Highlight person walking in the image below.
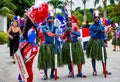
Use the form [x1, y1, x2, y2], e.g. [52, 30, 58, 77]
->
[18, 2, 48, 82]
[7, 20, 22, 63]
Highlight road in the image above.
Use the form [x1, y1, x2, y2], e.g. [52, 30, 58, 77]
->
[0, 41, 120, 82]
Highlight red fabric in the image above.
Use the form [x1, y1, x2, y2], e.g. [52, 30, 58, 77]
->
[39, 32, 44, 44]
[23, 45, 32, 57]
[62, 31, 68, 39]
[25, 3, 49, 24]
[25, 58, 34, 82]
[82, 28, 90, 37]
[73, 25, 80, 32]
[72, 15, 79, 25]
[31, 46, 38, 55]
[25, 46, 38, 82]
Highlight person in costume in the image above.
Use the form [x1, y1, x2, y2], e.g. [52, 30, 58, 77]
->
[18, 2, 49, 82]
[37, 16, 62, 80]
[86, 16, 111, 76]
[62, 16, 86, 77]
[111, 26, 120, 51]
[7, 19, 22, 63]
[110, 21, 116, 38]
[101, 18, 109, 47]
[18, 14, 39, 82]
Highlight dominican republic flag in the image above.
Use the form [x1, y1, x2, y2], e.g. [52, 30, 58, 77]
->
[79, 28, 91, 50]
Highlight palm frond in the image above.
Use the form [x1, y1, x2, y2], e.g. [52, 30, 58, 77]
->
[109, 0, 115, 5]
[94, 0, 100, 7]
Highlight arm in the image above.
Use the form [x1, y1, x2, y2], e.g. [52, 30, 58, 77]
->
[42, 26, 55, 37]
[18, 27, 22, 35]
[7, 27, 14, 39]
[23, 30, 37, 60]
[72, 25, 80, 37]
[90, 25, 98, 38]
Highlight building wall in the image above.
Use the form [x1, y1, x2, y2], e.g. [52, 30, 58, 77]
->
[0, 15, 7, 33]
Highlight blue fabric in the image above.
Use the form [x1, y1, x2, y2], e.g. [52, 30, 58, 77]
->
[47, 16, 53, 21]
[71, 31, 80, 42]
[27, 29, 36, 46]
[42, 25, 58, 44]
[62, 6, 68, 22]
[90, 23, 105, 40]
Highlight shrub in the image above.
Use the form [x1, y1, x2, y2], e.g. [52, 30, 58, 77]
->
[0, 31, 8, 45]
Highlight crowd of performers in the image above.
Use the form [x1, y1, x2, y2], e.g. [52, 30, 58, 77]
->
[7, 1, 120, 82]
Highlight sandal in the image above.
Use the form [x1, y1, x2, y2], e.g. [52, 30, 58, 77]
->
[13, 60, 16, 64]
[50, 74, 59, 79]
[41, 75, 48, 80]
[107, 71, 112, 75]
[93, 72, 97, 76]
[76, 73, 87, 78]
[67, 72, 72, 77]
[104, 71, 112, 75]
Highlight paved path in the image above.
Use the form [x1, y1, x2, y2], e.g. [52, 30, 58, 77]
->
[0, 41, 120, 82]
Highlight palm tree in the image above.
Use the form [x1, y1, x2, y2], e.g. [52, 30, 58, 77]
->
[94, 0, 119, 18]
[0, 0, 16, 20]
[82, 0, 89, 21]
[47, 0, 63, 15]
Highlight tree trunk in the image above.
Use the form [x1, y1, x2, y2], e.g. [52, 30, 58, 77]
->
[84, 2, 87, 21]
[103, 0, 107, 18]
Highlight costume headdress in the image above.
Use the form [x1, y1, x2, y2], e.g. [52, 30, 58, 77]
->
[19, 18, 24, 26]
[14, 16, 20, 21]
[62, 3, 71, 22]
[72, 15, 79, 25]
[71, 15, 79, 31]
[93, 9, 100, 17]
[25, 1, 49, 25]
[100, 18, 108, 26]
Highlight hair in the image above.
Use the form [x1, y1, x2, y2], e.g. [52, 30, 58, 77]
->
[86, 20, 89, 24]
[13, 20, 19, 27]
[23, 16, 38, 40]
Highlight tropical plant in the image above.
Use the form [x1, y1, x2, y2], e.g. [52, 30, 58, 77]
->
[0, 0, 16, 18]
[72, 10, 83, 27]
[0, 0, 17, 30]
[82, 0, 89, 21]
[47, 0, 63, 14]
[11, 0, 34, 17]
[114, 2, 120, 23]
[0, 31, 8, 44]
[94, 0, 119, 18]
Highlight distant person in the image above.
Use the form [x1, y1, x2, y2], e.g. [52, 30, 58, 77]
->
[82, 20, 90, 28]
[82, 20, 90, 50]
[7, 20, 22, 63]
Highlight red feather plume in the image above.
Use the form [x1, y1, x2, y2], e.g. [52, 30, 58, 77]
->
[72, 15, 79, 25]
[25, 2, 49, 24]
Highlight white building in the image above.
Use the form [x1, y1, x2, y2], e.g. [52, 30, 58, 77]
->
[0, 15, 7, 33]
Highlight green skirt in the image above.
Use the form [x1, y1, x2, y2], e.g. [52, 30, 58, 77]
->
[37, 44, 63, 70]
[86, 38, 107, 60]
[111, 38, 120, 45]
[62, 41, 85, 66]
